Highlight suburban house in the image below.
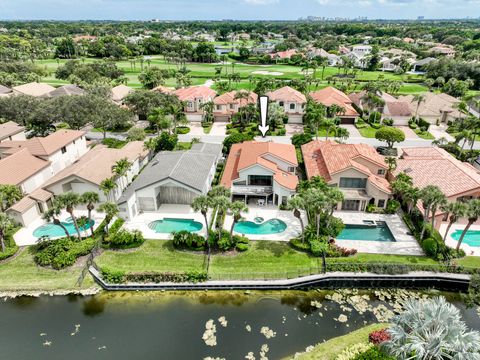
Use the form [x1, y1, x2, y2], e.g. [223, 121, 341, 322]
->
[393, 147, 480, 226]
[0, 121, 26, 143]
[306, 47, 340, 65]
[44, 84, 86, 98]
[220, 141, 298, 207]
[269, 49, 298, 61]
[0, 130, 88, 174]
[0, 85, 12, 97]
[398, 92, 464, 124]
[411, 58, 435, 74]
[213, 90, 258, 122]
[174, 86, 217, 122]
[111, 84, 133, 104]
[12, 82, 55, 97]
[351, 45, 372, 57]
[309, 87, 359, 124]
[118, 143, 222, 221]
[151, 85, 174, 94]
[429, 45, 455, 58]
[0, 130, 88, 226]
[302, 140, 392, 211]
[266, 86, 306, 124]
[42, 141, 149, 203]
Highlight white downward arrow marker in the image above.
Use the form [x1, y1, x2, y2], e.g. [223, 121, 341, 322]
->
[258, 95, 269, 137]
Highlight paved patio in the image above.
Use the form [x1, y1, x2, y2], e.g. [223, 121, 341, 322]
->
[333, 211, 423, 255]
[14, 210, 106, 246]
[440, 223, 480, 256]
[224, 205, 303, 241]
[122, 204, 211, 240]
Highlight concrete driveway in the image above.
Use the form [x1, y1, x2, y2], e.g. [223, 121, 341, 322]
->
[397, 126, 419, 139]
[209, 122, 227, 136]
[285, 124, 304, 136]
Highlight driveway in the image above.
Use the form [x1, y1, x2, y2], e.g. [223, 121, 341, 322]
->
[186, 122, 205, 136]
[285, 124, 304, 136]
[341, 124, 361, 138]
[429, 124, 455, 142]
[209, 122, 227, 136]
[397, 126, 419, 139]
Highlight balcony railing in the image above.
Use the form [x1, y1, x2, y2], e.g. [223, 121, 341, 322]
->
[232, 185, 273, 196]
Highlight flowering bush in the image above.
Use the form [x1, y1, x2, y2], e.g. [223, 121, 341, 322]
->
[369, 329, 391, 345]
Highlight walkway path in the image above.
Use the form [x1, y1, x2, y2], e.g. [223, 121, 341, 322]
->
[429, 124, 455, 142]
[397, 126, 419, 139]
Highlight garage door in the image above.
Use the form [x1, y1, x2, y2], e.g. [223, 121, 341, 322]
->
[214, 115, 230, 122]
[158, 186, 197, 205]
[288, 115, 303, 124]
[340, 117, 356, 125]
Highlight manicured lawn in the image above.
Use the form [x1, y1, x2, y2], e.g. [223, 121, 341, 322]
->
[175, 142, 193, 150]
[457, 256, 480, 267]
[414, 129, 435, 140]
[357, 124, 379, 138]
[96, 240, 441, 280]
[0, 248, 96, 292]
[289, 323, 387, 360]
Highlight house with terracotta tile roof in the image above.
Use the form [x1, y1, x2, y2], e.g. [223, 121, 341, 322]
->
[213, 90, 258, 122]
[393, 147, 480, 225]
[302, 140, 391, 211]
[0, 121, 26, 143]
[220, 141, 299, 207]
[43, 142, 149, 203]
[269, 49, 299, 61]
[12, 82, 55, 97]
[0, 129, 87, 174]
[266, 86, 306, 124]
[398, 92, 464, 124]
[111, 84, 133, 104]
[151, 85, 174, 94]
[174, 86, 217, 122]
[309, 87, 359, 124]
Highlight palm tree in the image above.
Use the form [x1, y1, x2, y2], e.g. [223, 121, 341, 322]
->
[56, 192, 82, 239]
[81, 192, 99, 237]
[430, 192, 447, 229]
[212, 196, 231, 245]
[112, 158, 132, 190]
[413, 94, 426, 123]
[98, 202, 119, 235]
[229, 201, 248, 241]
[43, 204, 71, 240]
[191, 195, 212, 259]
[456, 199, 480, 251]
[385, 156, 397, 172]
[0, 184, 22, 212]
[0, 212, 14, 253]
[419, 185, 444, 239]
[100, 177, 117, 202]
[287, 196, 306, 243]
[148, 107, 168, 134]
[441, 201, 467, 243]
[334, 126, 349, 143]
[385, 297, 480, 359]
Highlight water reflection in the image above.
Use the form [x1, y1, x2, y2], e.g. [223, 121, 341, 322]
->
[82, 296, 106, 317]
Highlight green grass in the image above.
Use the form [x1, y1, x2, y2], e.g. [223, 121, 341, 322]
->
[414, 129, 435, 140]
[0, 248, 96, 291]
[175, 142, 193, 150]
[457, 256, 480, 267]
[357, 124, 380, 138]
[96, 240, 440, 280]
[288, 323, 387, 360]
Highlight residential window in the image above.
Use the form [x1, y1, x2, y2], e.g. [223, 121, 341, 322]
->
[339, 177, 367, 189]
[216, 105, 221, 110]
[61, 146, 67, 154]
[287, 166, 295, 172]
[378, 199, 386, 208]
[377, 169, 386, 175]
[229, 104, 235, 109]
[279, 101, 284, 107]
[289, 103, 296, 110]
[248, 175, 273, 186]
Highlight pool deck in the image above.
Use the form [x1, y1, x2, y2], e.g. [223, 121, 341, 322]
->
[122, 204, 211, 240]
[333, 211, 423, 256]
[441, 223, 480, 256]
[224, 206, 303, 241]
[13, 210, 106, 246]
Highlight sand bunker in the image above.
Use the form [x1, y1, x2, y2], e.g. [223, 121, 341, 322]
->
[251, 70, 284, 76]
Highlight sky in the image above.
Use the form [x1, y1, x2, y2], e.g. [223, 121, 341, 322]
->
[0, 0, 478, 21]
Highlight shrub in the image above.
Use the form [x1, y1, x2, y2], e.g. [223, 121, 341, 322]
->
[291, 132, 314, 147]
[383, 118, 394, 126]
[105, 229, 144, 249]
[34, 237, 96, 269]
[422, 238, 438, 258]
[353, 347, 394, 360]
[236, 243, 249, 252]
[123, 271, 208, 283]
[223, 133, 254, 153]
[290, 238, 311, 252]
[0, 245, 18, 261]
[328, 243, 358, 257]
[371, 122, 383, 129]
[384, 199, 400, 214]
[102, 138, 127, 149]
[369, 329, 391, 345]
[276, 128, 286, 136]
[172, 231, 206, 251]
[101, 267, 125, 283]
[108, 218, 125, 236]
[408, 122, 418, 129]
[418, 117, 431, 130]
[175, 126, 190, 134]
[369, 111, 382, 124]
[366, 204, 377, 213]
[337, 343, 373, 360]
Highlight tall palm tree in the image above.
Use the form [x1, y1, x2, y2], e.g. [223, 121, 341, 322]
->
[98, 202, 119, 235]
[42, 205, 71, 240]
[81, 192, 100, 237]
[419, 185, 444, 239]
[441, 201, 467, 243]
[287, 196, 306, 243]
[412, 94, 426, 123]
[430, 192, 447, 229]
[56, 192, 82, 239]
[456, 199, 480, 251]
[112, 158, 132, 190]
[191, 195, 212, 259]
[100, 177, 117, 202]
[0, 212, 14, 253]
[229, 201, 248, 241]
[212, 196, 231, 245]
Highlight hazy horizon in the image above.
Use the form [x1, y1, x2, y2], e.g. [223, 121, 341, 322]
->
[0, 0, 478, 22]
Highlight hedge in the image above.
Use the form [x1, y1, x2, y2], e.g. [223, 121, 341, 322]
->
[34, 237, 96, 269]
[100, 268, 208, 284]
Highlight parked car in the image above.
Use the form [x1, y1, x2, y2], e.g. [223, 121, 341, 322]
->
[376, 146, 398, 156]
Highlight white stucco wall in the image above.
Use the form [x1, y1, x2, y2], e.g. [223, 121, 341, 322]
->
[21, 166, 53, 194]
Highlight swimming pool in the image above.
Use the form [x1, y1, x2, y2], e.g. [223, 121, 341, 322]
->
[234, 218, 287, 235]
[148, 218, 203, 233]
[337, 222, 395, 242]
[33, 218, 95, 238]
[451, 229, 480, 247]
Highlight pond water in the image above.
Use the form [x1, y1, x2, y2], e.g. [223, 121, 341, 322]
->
[0, 291, 478, 360]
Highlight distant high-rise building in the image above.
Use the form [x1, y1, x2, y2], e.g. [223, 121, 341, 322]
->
[417, 16, 425, 20]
